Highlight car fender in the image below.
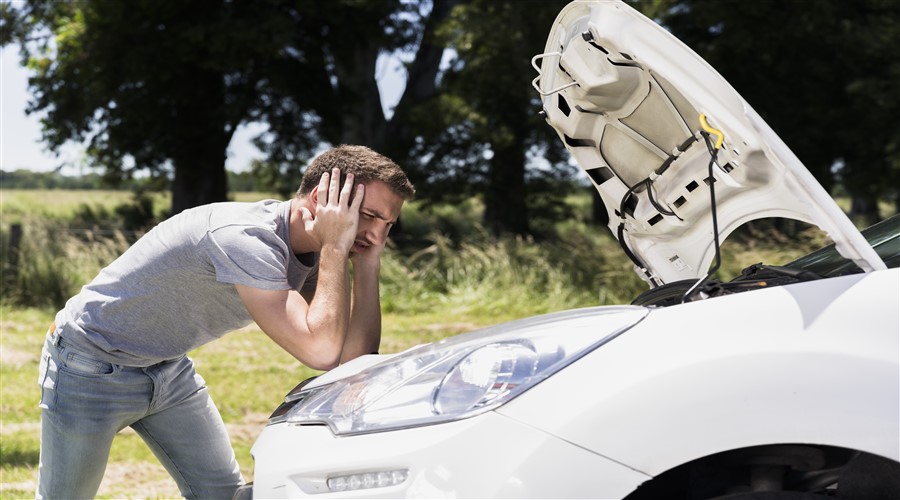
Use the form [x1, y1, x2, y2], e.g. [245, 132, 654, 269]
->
[497, 268, 900, 475]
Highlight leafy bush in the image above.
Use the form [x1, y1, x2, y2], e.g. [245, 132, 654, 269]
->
[381, 220, 648, 320]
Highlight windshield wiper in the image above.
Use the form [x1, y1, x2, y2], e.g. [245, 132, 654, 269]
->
[736, 263, 824, 282]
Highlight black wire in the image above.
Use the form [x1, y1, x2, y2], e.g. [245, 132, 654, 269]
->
[681, 131, 722, 303]
[646, 180, 680, 218]
[616, 133, 698, 288]
[648, 136, 697, 218]
[617, 179, 660, 287]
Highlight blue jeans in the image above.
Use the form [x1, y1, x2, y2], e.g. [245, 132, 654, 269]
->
[37, 330, 243, 499]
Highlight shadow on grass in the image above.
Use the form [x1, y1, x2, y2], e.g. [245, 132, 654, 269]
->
[0, 447, 40, 467]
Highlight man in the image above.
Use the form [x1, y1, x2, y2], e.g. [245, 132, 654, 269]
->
[36, 145, 415, 499]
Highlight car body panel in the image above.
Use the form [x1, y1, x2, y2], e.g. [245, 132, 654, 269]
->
[497, 268, 900, 475]
[250, 269, 898, 497]
[533, 0, 885, 284]
[251, 410, 650, 498]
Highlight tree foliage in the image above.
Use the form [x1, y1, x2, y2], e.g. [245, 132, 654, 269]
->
[0, 169, 106, 189]
[1, 0, 450, 216]
[4, 1, 284, 213]
[2, 0, 581, 235]
[410, 0, 575, 236]
[658, 0, 900, 222]
[246, 0, 457, 197]
[3, 0, 896, 232]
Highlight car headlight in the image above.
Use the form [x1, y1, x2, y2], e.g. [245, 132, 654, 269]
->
[285, 306, 648, 435]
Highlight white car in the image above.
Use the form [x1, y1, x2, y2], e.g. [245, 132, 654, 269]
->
[242, 1, 900, 498]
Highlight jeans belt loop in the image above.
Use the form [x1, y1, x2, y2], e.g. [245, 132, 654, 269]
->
[48, 321, 61, 346]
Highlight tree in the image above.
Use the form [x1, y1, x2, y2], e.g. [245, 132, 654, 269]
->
[248, 0, 457, 196]
[658, 0, 900, 223]
[411, 0, 574, 237]
[4, 1, 272, 213]
[1, 0, 453, 215]
[247, 0, 581, 238]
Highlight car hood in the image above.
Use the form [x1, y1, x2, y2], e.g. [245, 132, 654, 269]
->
[533, 0, 886, 286]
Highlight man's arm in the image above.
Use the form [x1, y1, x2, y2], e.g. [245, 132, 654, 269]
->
[341, 255, 382, 363]
[235, 246, 350, 370]
[236, 169, 362, 371]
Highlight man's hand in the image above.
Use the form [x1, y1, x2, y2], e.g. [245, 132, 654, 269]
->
[350, 236, 385, 271]
[301, 168, 364, 255]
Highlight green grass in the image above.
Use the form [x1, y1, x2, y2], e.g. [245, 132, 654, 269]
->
[0, 189, 279, 224]
[1, 307, 48, 499]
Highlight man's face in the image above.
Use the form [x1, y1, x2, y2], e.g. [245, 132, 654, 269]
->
[351, 180, 404, 254]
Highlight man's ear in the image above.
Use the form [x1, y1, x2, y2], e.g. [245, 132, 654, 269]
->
[305, 186, 319, 217]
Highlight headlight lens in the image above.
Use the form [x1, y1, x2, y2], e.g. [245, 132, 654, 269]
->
[286, 306, 647, 435]
[434, 342, 540, 415]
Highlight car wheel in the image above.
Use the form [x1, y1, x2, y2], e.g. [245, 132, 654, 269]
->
[711, 493, 833, 500]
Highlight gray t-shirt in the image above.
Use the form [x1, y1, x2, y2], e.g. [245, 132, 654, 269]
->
[55, 199, 318, 366]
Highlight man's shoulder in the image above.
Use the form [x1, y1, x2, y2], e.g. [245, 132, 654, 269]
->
[204, 199, 286, 231]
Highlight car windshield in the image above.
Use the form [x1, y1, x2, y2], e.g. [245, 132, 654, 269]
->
[787, 214, 900, 277]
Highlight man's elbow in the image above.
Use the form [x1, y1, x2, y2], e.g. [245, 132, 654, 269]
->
[305, 354, 340, 371]
[299, 338, 343, 371]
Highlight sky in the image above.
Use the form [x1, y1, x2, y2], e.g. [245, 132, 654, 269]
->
[0, 44, 408, 176]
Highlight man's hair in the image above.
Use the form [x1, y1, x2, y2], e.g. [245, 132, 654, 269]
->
[296, 145, 415, 201]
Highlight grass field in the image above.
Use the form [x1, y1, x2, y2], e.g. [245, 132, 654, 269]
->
[0, 188, 875, 498]
[0, 189, 279, 224]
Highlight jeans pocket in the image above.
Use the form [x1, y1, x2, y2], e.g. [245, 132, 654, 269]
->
[63, 351, 115, 376]
[38, 348, 49, 386]
[38, 345, 59, 410]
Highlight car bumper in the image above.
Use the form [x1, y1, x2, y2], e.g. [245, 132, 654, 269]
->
[250, 410, 650, 498]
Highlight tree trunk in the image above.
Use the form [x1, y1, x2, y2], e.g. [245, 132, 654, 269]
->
[850, 191, 880, 227]
[169, 68, 231, 215]
[171, 152, 229, 216]
[383, 0, 459, 162]
[334, 42, 386, 147]
[484, 142, 528, 237]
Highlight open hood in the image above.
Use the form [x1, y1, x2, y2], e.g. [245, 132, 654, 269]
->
[533, 0, 886, 286]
